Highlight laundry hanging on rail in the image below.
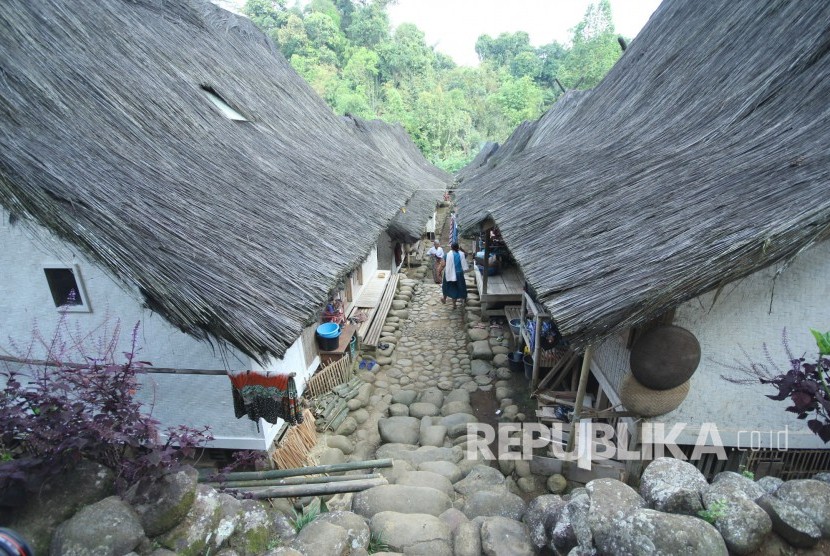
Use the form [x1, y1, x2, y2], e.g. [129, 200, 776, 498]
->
[229, 370, 303, 425]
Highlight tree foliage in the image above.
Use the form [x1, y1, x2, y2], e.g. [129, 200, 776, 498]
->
[244, 0, 624, 170]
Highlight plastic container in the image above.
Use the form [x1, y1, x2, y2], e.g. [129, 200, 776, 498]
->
[508, 351, 524, 373]
[509, 319, 522, 337]
[316, 322, 341, 338]
[316, 322, 341, 351]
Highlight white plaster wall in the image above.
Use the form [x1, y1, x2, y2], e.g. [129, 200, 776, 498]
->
[0, 209, 249, 371]
[592, 240, 830, 449]
[0, 210, 256, 449]
[377, 233, 394, 271]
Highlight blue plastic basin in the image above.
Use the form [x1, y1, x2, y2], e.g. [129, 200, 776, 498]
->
[317, 322, 341, 338]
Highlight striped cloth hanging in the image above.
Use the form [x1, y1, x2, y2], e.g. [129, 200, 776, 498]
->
[229, 370, 303, 425]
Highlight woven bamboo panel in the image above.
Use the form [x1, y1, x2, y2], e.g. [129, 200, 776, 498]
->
[271, 409, 317, 469]
[305, 355, 353, 398]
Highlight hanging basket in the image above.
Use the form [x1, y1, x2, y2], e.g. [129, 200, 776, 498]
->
[619, 372, 690, 417]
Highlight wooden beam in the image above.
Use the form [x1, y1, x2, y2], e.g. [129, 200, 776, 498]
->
[236, 477, 387, 499]
[482, 231, 490, 295]
[0, 354, 231, 376]
[531, 314, 542, 390]
[199, 458, 393, 482]
[565, 345, 593, 453]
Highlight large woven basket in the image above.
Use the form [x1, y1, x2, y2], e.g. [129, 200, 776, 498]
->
[620, 372, 689, 417]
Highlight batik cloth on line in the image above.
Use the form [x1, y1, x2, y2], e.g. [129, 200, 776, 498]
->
[229, 370, 303, 425]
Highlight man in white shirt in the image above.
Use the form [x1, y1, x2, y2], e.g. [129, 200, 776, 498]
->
[426, 240, 444, 284]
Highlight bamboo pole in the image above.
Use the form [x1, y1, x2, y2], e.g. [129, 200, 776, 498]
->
[238, 477, 387, 499]
[531, 314, 542, 390]
[565, 346, 594, 454]
[207, 473, 380, 489]
[199, 458, 393, 482]
[482, 230, 490, 295]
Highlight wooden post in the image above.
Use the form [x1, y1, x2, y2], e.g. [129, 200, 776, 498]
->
[519, 282, 527, 346]
[531, 314, 542, 390]
[566, 345, 593, 454]
[482, 232, 490, 295]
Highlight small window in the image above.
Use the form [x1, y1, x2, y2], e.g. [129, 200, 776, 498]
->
[200, 85, 248, 121]
[43, 265, 90, 312]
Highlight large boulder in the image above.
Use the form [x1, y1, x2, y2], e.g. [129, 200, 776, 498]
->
[462, 489, 526, 520]
[352, 485, 452, 518]
[469, 341, 494, 361]
[396, 471, 454, 497]
[125, 467, 199, 537]
[603, 509, 728, 555]
[586, 478, 647, 553]
[378, 416, 420, 445]
[522, 494, 565, 549]
[418, 461, 463, 484]
[50, 496, 144, 556]
[756, 476, 783, 495]
[10, 460, 115, 556]
[453, 521, 482, 556]
[453, 465, 506, 496]
[710, 471, 766, 501]
[409, 402, 439, 419]
[550, 492, 592, 554]
[290, 520, 350, 556]
[370, 511, 452, 555]
[756, 493, 821, 548]
[158, 484, 223, 555]
[376, 444, 462, 467]
[703, 480, 771, 555]
[418, 387, 446, 408]
[773, 479, 830, 536]
[480, 516, 534, 556]
[639, 457, 707, 515]
[225, 499, 276, 554]
[470, 360, 494, 377]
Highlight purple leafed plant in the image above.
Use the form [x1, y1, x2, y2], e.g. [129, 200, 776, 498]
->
[0, 311, 213, 493]
[721, 328, 830, 443]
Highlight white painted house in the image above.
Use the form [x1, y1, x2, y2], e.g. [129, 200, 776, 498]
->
[0, 1, 429, 450]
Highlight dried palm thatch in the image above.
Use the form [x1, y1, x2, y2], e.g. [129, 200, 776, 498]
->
[456, 141, 499, 185]
[0, 0, 429, 361]
[343, 116, 450, 243]
[458, 0, 830, 347]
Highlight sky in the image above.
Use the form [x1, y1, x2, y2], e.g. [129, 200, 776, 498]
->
[388, 0, 663, 67]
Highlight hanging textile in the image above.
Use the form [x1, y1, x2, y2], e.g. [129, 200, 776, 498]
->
[450, 211, 459, 245]
[229, 370, 303, 425]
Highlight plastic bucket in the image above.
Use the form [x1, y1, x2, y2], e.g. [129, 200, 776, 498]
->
[509, 319, 522, 337]
[317, 322, 341, 338]
[349, 335, 358, 359]
[317, 331, 339, 351]
[508, 352, 524, 373]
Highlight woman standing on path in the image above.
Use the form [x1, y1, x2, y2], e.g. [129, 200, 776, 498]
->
[426, 240, 445, 284]
[441, 242, 468, 308]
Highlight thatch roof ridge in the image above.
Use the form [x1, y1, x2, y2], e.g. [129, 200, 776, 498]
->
[342, 115, 450, 243]
[0, 0, 424, 360]
[457, 0, 830, 347]
[456, 141, 499, 184]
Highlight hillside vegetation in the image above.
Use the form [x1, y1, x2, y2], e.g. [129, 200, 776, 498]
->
[244, 0, 623, 171]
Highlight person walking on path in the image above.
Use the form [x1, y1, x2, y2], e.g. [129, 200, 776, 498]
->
[426, 240, 445, 284]
[441, 242, 468, 308]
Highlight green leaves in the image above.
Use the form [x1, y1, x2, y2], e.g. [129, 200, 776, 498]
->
[810, 328, 830, 355]
[243, 0, 624, 167]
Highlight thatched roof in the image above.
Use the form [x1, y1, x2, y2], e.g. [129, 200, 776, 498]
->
[342, 116, 450, 243]
[458, 0, 830, 347]
[456, 141, 499, 184]
[0, 0, 429, 360]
